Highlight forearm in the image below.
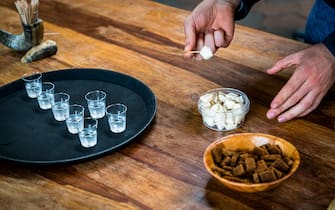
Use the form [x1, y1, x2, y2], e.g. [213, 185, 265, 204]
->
[323, 31, 335, 57]
[234, 0, 260, 20]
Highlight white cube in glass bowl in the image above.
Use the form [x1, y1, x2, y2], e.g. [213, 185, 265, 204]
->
[198, 88, 250, 131]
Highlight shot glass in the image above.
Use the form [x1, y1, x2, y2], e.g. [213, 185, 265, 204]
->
[65, 104, 85, 134]
[37, 82, 55, 110]
[78, 117, 98, 148]
[106, 103, 127, 133]
[51, 92, 70, 121]
[85, 90, 106, 119]
[22, 72, 42, 98]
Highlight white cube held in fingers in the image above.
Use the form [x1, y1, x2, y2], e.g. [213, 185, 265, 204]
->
[200, 46, 213, 60]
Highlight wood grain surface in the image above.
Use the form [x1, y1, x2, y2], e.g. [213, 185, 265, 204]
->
[0, 0, 334, 209]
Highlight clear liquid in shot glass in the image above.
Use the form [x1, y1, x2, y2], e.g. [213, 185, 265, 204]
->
[108, 115, 126, 133]
[37, 92, 54, 110]
[52, 102, 69, 121]
[85, 90, 106, 119]
[22, 72, 42, 98]
[37, 82, 55, 110]
[25, 81, 42, 98]
[88, 101, 106, 119]
[106, 103, 127, 133]
[66, 115, 84, 134]
[79, 127, 97, 148]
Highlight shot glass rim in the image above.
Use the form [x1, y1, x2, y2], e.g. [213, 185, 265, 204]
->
[22, 72, 42, 82]
[68, 104, 85, 115]
[82, 117, 98, 128]
[106, 103, 127, 115]
[85, 90, 107, 101]
[41, 82, 55, 91]
[53, 92, 70, 101]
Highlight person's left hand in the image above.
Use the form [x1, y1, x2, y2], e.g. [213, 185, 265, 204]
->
[266, 43, 335, 122]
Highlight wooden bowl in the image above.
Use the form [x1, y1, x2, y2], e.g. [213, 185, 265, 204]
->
[203, 133, 300, 193]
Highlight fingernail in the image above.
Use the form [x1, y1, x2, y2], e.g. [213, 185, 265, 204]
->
[278, 116, 286, 123]
[267, 111, 276, 119]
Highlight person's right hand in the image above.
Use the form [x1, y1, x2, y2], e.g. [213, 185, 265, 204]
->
[266, 43, 335, 122]
[184, 0, 240, 60]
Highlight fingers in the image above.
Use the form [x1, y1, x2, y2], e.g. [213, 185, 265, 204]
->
[213, 29, 232, 48]
[185, 31, 217, 61]
[298, 93, 322, 117]
[266, 54, 297, 74]
[266, 65, 311, 121]
[195, 33, 205, 60]
[184, 0, 236, 58]
[266, 78, 307, 120]
[211, 3, 235, 47]
[269, 67, 306, 110]
[214, 29, 225, 48]
[264, 44, 335, 122]
[266, 64, 327, 122]
[267, 89, 320, 122]
[266, 45, 335, 122]
[205, 31, 217, 49]
[184, 16, 197, 59]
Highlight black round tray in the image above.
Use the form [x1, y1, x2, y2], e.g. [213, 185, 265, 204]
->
[0, 68, 157, 165]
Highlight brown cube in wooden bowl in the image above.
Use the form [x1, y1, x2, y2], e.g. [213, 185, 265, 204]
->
[203, 133, 300, 193]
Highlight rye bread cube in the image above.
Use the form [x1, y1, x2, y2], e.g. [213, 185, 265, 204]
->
[256, 159, 268, 172]
[211, 147, 222, 164]
[245, 157, 257, 173]
[266, 144, 282, 154]
[233, 164, 246, 177]
[272, 158, 289, 172]
[259, 169, 277, 182]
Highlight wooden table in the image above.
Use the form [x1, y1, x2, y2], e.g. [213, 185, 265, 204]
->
[0, 0, 334, 209]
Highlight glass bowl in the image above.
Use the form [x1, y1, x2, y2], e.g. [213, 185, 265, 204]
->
[198, 88, 250, 131]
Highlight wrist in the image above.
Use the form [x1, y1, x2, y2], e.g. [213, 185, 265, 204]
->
[323, 31, 335, 58]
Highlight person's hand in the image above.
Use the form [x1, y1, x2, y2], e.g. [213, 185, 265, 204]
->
[184, 0, 240, 60]
[266, 43, 335, 122]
